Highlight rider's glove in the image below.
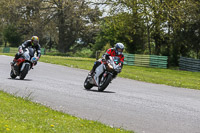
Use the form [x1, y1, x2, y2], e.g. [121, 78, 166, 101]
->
[102, 55, 106, 62]
[36, 57, 39, 61]
[18, 48, 23, 53]
[18, 46, 23, 53]
[102, 58, 106, 62]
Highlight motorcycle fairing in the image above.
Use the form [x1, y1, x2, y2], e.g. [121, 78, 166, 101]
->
[16, 58, 25, 66]
[28, 48, 35, 57]
[94, 63, 105, 86]
[20, 62, 30, 72]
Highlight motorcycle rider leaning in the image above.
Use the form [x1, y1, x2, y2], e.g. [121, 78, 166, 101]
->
[89, 43, 125, 77]
[12, 36, 41, 65]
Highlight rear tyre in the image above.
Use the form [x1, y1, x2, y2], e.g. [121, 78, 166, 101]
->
[98, 74, 112, 92]
[10, 70, 17, 79]
[20, 64, 29, 80]
[84, 76, 93, 90]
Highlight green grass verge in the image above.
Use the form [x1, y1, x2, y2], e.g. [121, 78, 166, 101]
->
[120, 65, 200, 90]
[1, 53, 200, 90]
[0, 91, 132, 133]
[40, 56, 200, 90]
[39, 55, 95, 70]
[38, 55, 200, 90]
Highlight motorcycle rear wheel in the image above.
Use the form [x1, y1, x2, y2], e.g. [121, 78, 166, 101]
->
[10, 70, 17, 79]
[84, 76, 93, 90]
[98, 74, 112, 92]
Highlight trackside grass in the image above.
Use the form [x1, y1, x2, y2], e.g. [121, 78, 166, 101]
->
[1, 53, 200, 90]
[0, 53, 199, 132]
[0, 91, 133, 133]
[120, 65, 200, 90]
[38, 55, 200, 90]
[39, 55, 96, 70]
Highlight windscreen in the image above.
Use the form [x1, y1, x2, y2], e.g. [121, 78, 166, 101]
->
[113, 56, 120, 65]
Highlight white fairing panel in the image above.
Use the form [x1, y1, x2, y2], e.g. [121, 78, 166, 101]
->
[20, 63, 30, 71]
[94, 64, 104, 85]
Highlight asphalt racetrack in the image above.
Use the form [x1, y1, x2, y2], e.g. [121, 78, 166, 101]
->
[0, 55, 200, 133]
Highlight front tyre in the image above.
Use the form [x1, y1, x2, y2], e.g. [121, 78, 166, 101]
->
[98, 74, 112, 92]
[84, 76, 93, 90]
[20, 64, 29, 80]
[10, 70, 17, 79]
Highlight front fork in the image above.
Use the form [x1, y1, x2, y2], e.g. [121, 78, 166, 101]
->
[99, 72, 113, 86]
[20, 62, 30, 72]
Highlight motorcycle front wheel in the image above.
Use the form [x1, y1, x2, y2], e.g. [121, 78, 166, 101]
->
[98, 74, 112, 92]
[20, 64, 29, 80]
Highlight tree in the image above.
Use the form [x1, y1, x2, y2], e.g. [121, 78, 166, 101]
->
[0, 0, 102, 52]
[102, 0, 200, 65]
[40, 0, 102, 53]
[95, 0, 146, 54]
[3, 25, 22, 47]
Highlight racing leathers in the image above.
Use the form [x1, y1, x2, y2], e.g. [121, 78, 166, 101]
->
[90, 48, 124, 76]
[13, 40, 41, 64]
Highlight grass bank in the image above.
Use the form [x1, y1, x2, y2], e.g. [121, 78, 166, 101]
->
[0, 91, 132, 133]
[1, 53, 200, 90]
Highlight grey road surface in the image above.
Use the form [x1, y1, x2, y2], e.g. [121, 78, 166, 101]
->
[0, 55, 200, 133]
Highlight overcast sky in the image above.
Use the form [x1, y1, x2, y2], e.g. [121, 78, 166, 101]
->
[87, 0, 111, 17]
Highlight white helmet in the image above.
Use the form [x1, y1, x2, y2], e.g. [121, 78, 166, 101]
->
[115, 43, 124, 55]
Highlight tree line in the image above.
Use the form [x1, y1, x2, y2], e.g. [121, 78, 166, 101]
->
[0, 0, 200, 66]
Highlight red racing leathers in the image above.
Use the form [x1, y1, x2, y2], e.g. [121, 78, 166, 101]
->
[91, 48, 124, 74]
[104, 48, 124, 65]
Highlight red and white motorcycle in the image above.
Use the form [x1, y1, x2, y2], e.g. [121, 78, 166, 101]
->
[10, 48, 38, 80]
[84, 56, 122, 92]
